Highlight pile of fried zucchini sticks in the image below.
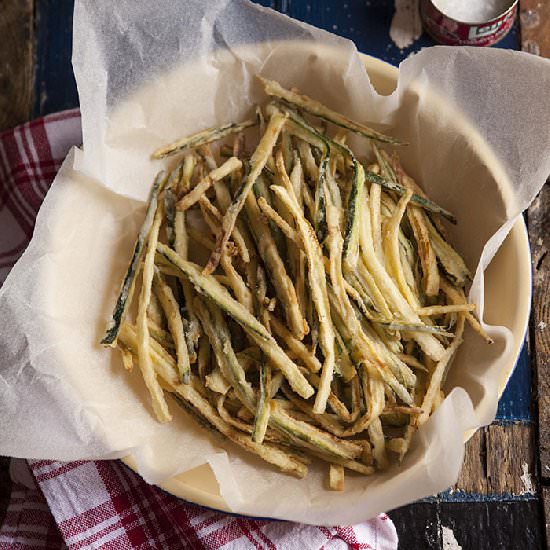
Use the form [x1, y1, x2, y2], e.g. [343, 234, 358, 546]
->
[101, 77, 491, 491]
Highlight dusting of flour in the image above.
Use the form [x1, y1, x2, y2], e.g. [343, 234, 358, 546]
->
[390, 0, 422, 50]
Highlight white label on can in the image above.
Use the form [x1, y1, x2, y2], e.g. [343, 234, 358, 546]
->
[468, 22, 500, 39]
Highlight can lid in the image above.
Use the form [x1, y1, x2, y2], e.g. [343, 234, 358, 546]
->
[431, 0, 516, 24]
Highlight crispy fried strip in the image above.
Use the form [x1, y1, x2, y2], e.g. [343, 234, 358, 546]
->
[205, 112, 288, 275]
[252, 362, 271, 444]
[176, 157, 242, 211]
[440, 279, 494, 344]
[245, 175, 306, 340]
[259, 76, 402, 145]
[417, 314, 465, 426]
[383, 189, 418, 307]
[137, 207, 172, 422]
[418, 304, 476, 316]
[257, 196, 299, 244]
[152, 268, 190, 383]
[102, 171, 167, 345]
[329, 464, 345, 491]
[270, 317, 322, 373]
[157, 245, 314, 399]
[271, 185, 335, 414]
[152, 119, 256, 159]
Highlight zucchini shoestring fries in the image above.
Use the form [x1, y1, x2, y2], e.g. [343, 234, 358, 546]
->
[101, 77, 492, 491]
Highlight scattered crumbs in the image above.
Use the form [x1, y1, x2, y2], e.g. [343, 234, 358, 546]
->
[306, 4, 311, 12]
[344, 2, 349, 8]
[326, 6, 331, 11]
[332, 24, 338, 30]
[442, 526, 462, 550]
[538, 320, 547, 331]
[520, 462, 534, 493]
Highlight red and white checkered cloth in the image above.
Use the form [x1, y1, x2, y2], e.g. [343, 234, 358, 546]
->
[0, 111, 398, 549]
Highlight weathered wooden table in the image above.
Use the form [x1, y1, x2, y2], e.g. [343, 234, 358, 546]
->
[1, 1, 548, 548]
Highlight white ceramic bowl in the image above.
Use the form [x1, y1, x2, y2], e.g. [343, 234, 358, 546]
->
[122, 54, 532, 513]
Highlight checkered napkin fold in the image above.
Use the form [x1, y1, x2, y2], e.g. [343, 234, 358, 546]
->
[0, 111, 398, 550]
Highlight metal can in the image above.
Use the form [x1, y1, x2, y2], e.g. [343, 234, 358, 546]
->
[420, 0, 518, 46]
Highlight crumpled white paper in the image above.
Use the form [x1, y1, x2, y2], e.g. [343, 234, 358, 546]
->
[1, 0, 549, 526]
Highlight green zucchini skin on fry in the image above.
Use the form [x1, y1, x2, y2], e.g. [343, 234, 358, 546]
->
[156, 243, 314, 400]
[101, 171, 167, 346]
[204, 112, 287, 275]
[364, 171, 457, 224]
[314, 155, 329, 245]
[152, 119, 257, 159]
[342, 162, 366, 263]
[259, 76, 403, 145]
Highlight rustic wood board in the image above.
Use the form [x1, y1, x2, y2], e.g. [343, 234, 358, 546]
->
[520, 0, 550, 57]
[454, 423, 537, 496]
[0, 0, 34, 130]
[529, 182, 550, 478]
[391, 499, 544, 550]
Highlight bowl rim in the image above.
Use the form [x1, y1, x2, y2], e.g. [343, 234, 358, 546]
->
[122, 52, 533, 514]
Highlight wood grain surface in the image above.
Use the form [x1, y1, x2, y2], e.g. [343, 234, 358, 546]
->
[391, 499, 544, 550]
[455, 424, 537, 495]
[0, 0, 34, 130]
[529, 181, 550, 543]
[520, 0, 550, 57]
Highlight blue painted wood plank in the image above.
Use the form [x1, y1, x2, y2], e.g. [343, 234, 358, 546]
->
[284, 0, 518, 66]
[33, 0, 78, 117]
[496, 343, 532, 422]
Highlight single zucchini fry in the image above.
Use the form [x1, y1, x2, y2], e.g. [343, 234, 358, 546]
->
[383, 188, 419, 307]
[259, 76, 402, 145]
[253, 362, 272, 444]
[440, 279, 494, 344]
[257, 196, 299, 244]
[369, 179, 384, 264]
[417, 303, 476, 316]
[176, 157, 242, 211]
[417, 314, 465, 425]
[343, 163, 366, 265]
[101, 171, 167, 346]
[152, 268, 190, 383]
[364, 171, 457, 224]
[424, 214, 471, 286]
[329, 464, 345, 491]
[152, 119, 257, 159]
[137, 206, 172, 422]
[270, 317, 322, 373]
